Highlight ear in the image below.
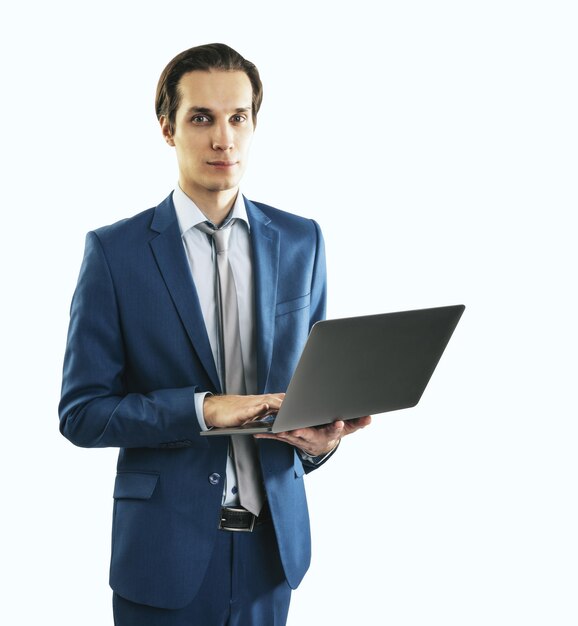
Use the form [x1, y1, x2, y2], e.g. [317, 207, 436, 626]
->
[160, 115, 175, 146]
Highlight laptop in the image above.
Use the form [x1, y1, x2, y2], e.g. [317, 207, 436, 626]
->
[200, 304, 465, 436]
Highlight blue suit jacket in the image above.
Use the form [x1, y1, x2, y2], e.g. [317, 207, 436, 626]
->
[59, 193, 327, 609]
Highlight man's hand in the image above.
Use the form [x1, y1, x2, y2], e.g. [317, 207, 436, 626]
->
[203, 393, 285, 428]
[255, 415, 372, 457]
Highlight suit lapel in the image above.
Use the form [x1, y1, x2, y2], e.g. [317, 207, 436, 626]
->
[245, 198, 279, 393]
[149, 195, 221, 392]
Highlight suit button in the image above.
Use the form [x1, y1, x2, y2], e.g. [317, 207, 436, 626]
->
[208, 473, 221, 485]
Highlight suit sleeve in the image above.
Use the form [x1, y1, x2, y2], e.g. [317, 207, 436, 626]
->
[59, 232, 202, 449]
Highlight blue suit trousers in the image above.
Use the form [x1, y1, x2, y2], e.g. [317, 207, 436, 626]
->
[113, 518, 291, 626]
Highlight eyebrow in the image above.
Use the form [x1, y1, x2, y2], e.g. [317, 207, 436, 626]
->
[185, 106, 251, 115]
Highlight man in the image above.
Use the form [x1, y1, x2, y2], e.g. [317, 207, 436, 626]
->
[59, 43, 370, 625]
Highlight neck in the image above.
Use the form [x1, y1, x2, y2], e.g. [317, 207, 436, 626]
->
[179, 181, 239, 226]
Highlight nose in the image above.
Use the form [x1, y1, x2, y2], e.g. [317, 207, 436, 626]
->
[212, 121, 233, 151]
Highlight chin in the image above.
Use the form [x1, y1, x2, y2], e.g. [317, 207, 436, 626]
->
[206, 178, 239, 193]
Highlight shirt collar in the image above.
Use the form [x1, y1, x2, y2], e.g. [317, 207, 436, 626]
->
[172, 184, 250, 236]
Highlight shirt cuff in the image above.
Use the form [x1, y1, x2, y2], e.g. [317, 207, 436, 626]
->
[298, 440, 339, 464]
[194, 392, 213, 432]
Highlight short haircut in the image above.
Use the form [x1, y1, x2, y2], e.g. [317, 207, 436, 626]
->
[155, 43, 263, 134]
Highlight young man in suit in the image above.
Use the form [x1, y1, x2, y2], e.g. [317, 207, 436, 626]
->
[59, 43, 370, 625]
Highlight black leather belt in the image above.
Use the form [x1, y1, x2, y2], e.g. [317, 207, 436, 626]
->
[218, 503, 271, 532]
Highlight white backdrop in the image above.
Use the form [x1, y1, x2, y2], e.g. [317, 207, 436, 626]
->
[1, 1, 576, 624]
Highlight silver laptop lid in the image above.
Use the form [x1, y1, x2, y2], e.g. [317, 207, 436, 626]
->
[270, 304, 465, 432]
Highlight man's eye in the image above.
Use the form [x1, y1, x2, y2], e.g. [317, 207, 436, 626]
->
[192, 115, 210, 124]
[231, 115, 246, 123]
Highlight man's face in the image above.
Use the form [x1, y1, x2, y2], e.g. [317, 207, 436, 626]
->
[162, 70, 254, 199]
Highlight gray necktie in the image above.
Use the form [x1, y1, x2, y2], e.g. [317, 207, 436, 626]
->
[199, 220, 265, 516]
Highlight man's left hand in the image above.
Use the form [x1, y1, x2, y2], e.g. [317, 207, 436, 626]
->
[254, 415, 372, 457]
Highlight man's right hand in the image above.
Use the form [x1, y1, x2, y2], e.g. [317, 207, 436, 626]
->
[203, 393, 285, 428]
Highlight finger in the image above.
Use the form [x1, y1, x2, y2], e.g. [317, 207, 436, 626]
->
[314, 422, 343, 438]
[243, 402, 270, 420]
[286, 428, 308, 439]
[254, 433, 285, 442]
[350, 415, 372, 429]
[350, 415, 371, 424]
[341, 416, 372, 435]
[264, 394, 284, 409]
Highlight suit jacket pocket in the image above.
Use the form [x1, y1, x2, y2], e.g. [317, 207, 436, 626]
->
[113, 472, 160, 500]
[276, 293, 311, 317]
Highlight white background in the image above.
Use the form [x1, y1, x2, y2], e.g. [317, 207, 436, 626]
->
[1, 1, 576, 624]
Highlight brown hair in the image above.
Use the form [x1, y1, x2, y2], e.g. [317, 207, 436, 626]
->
[155, 43, 263, 134]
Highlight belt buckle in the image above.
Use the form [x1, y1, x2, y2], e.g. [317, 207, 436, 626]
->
[219, 506, 256, 532]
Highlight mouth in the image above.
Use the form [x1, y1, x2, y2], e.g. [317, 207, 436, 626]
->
[207, 160, 238, 169]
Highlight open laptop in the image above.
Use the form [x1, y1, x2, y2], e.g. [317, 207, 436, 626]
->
[200, 304, 465, 436]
